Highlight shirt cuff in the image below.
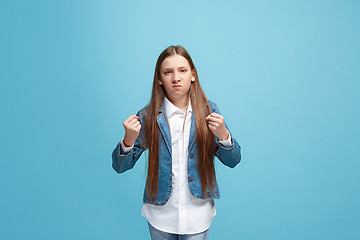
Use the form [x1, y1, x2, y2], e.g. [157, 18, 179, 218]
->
[120, 138, 134, 154]
[218, 132, 232, 147]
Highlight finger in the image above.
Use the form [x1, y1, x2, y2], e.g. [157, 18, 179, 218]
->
[135, 124, 141, 132]
[125, 115, 138, 123]
[124, 115, 133, 123]
[210, 113, 223, 119]
[208, 122, 218, 128]
[129, 117, 140, 125]
[133, 121, 141, 128]
[124, 115, 134, 123]
[208, 119, 215, 125]
[208, 124, 215, 130]
[206, 116, 214, 122]
[207, 116, 220, 124]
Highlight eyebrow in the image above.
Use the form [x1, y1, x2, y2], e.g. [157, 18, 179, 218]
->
[163, 66, 188, 71]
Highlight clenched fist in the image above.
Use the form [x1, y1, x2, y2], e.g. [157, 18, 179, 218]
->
[123, 115, 142, 147]
[205, 112, 229, 141]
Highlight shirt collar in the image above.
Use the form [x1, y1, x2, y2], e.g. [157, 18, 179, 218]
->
[163, 96, 192, 118]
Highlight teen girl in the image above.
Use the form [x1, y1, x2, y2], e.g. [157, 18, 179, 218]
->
[112, 45, 241, 240]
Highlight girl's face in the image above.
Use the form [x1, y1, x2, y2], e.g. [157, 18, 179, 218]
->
[159, 54, 195, 100]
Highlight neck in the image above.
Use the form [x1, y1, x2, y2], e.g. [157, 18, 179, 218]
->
[166, 94, 189, 112]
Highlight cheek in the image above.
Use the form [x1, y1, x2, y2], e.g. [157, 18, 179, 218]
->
[163, 81, 173, 89]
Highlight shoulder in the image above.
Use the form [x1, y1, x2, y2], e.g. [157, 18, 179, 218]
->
[207, 99, 219, 113]
[135, 105, 150, 122]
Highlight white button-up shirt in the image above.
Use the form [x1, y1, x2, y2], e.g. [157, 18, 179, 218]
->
[120, 96, 232, 234]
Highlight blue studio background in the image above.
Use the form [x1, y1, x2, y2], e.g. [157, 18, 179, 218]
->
[1, 0, 359, 239]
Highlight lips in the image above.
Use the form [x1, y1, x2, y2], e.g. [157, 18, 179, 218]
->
[173, 85, 181, 88]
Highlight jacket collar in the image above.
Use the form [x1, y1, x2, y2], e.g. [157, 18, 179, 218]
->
[163, 96, 193, 118]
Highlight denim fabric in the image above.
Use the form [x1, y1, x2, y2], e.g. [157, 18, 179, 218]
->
[112, 99, 241, 205]
[148, 222, 209, 240]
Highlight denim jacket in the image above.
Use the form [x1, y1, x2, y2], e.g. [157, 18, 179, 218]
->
[112, 99, 241, 206]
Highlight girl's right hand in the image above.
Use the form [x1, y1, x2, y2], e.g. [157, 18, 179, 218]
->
[123, 115, 142, 147]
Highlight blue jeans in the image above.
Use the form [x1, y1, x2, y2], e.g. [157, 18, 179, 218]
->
[148, 222, 209, 240]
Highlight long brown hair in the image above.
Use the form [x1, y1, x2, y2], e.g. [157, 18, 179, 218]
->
[142, 45, 216, 200]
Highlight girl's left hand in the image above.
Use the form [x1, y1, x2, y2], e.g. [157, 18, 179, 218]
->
[205, 113, 230, 141]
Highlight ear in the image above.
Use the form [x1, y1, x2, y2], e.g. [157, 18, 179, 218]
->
[191, 69, 196, 82]
[158, 79, 163, 85]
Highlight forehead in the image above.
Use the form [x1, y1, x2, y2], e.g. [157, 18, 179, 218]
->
[161, 54, 190, 69]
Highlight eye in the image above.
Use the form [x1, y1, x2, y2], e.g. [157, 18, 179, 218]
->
[180, 69, 187, 73]
[164, 71, 171, 75]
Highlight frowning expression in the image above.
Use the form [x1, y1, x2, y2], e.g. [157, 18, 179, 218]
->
[159, 54, 195, 99]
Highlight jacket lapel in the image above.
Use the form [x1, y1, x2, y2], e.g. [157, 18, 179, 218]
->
[188, 113, 196, 152]
[156, 105, 172, 155]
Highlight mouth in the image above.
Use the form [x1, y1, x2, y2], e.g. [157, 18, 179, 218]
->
[173, 85, 181, 88]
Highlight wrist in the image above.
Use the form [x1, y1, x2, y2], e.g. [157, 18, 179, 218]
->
[123, 136, 134, 147]
[218, 130, 230, 141]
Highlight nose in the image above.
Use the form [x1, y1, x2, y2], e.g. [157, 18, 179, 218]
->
[172, 71, 181, 83]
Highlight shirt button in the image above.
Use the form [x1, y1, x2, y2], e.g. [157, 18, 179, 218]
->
[189, 176, 194, 181]
[189, 153, 194, 159]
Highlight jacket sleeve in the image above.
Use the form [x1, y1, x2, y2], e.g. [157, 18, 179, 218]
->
[111, 110, 148, 174]
[212, 102, 241, 168]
